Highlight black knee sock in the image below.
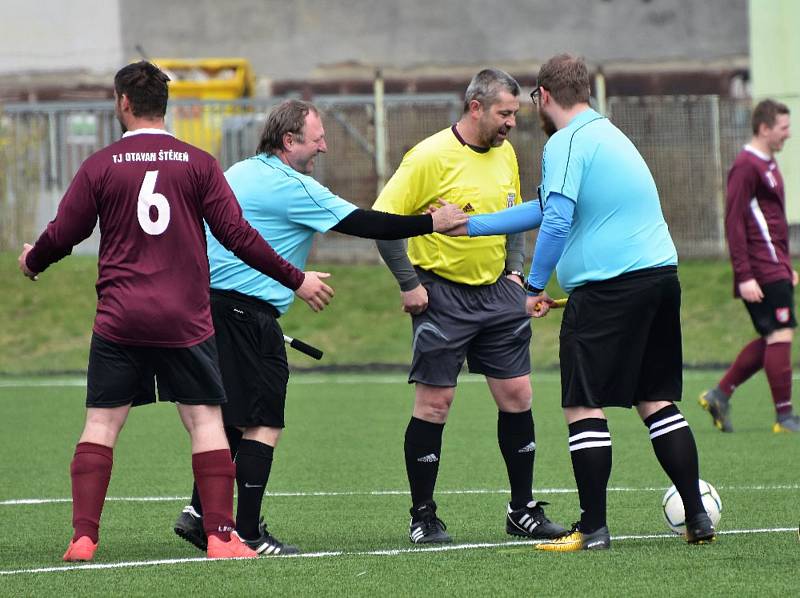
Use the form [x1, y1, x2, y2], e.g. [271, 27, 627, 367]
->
[404, 417, 445, 509]
[233, 439, 274, 539]
[644, 404, 704, 518]
[190, 426, 243, 516]
[497, 410, 535, 509]
[568, 418, 612, 534]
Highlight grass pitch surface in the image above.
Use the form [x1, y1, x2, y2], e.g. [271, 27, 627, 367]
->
[1, 372, 797, 596]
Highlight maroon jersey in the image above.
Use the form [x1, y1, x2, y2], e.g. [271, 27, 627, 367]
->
[26, 129, 304, 347]
[725, 146, 792, 297]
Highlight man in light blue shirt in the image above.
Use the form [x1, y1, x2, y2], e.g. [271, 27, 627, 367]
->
[174, 100, 466, 556]
[453, 54, 714, 552]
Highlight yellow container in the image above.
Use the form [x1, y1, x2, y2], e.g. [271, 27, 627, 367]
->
[153, 58, 255, 155]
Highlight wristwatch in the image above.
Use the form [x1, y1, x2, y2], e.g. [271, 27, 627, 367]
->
[505, 270, 524, 283]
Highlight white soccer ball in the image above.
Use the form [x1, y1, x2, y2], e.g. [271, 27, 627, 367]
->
[662, 479, 722, 535]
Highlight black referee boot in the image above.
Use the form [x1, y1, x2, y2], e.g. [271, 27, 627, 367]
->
[506, 500, 567, 539]
[409, 500, 451, 544]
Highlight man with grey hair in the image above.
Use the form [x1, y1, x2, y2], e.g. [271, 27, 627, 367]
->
[173, 99, 467, 556]
[373, 68, 566, 544]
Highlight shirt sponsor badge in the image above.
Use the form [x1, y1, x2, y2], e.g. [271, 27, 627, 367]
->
[507, 192, 516, 208]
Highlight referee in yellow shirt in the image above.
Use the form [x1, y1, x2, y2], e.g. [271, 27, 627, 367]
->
[374, 68, 565, 544]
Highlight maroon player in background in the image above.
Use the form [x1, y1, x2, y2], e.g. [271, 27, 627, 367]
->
[18, 61, 334, 561]
[699, 99, 799, 434]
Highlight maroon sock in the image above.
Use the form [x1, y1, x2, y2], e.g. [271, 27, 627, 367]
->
[764, 341, 793, 417]
[718, 338, 766, 396]
[70, 442, 113, 543]
[192, 449, 236, 542]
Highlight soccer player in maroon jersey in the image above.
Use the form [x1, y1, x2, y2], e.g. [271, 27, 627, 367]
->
[699, 99, 799, 433]
[17, 61, 334, 561]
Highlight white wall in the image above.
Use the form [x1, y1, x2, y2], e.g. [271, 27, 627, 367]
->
[0, 0, 122, 74]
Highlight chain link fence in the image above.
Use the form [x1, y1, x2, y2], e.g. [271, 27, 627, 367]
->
[1, 95, 753, 260]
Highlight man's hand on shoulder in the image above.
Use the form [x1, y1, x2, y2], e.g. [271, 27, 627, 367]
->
[18, 243, 38, 281]
[739, 278, 763, 303]
[296, 271, 334, 312]
[401, 284, 428, 315]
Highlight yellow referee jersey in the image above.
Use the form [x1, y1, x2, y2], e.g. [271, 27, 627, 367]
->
[373, 126, 521, 286]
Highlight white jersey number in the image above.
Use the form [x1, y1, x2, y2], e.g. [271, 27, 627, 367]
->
[137, 170, 171, 235]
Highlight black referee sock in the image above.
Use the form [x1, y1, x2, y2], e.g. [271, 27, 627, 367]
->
[234, 439, 274, 540]
[497, 410, 535, 509]
[190, 426, 243, 516]
[644, 404, 704, 518]
[568, 418, 612, 534]
[404, 417, 445, 509]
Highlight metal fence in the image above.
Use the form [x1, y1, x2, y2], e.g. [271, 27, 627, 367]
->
[1, 94, 752, 260]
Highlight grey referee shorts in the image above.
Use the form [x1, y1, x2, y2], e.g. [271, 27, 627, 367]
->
[408, 268, 532, 387]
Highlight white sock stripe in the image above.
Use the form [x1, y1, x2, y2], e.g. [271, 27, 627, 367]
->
[648, 413, 684, 431]
[774, 401, 792, 409]
[649, 420, 689, 439]
[568, 431, 610, 443]
[568, 440, 612, 452]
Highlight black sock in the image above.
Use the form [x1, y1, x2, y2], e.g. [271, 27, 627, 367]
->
[497, 410, 535, 509]
[233, 439, 274, 539]
[190, 426, 243, 516]
[644, 404, 704, 518]
[405, 417, 444, 509]
[568, 418, 612, 534]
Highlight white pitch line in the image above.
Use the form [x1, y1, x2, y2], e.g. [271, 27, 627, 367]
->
[0, 527, 794, 577]
[0, 369, 762, 390]
[2, 483, 797, 507]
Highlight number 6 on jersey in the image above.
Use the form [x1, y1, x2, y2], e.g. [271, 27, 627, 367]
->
[137, 170, 171, 235]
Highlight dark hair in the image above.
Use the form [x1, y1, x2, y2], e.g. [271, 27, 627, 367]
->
[257, 99, 319, 155]
[752, 99, 790, 134]
[113, 61, 170, 118]
[536, 54, 591, 108]
[463, 68, 520, 113]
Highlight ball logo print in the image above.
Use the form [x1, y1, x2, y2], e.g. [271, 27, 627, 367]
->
[662, 479, 722, 535]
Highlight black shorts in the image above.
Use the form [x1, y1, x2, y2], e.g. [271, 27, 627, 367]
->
[409, 268, 531, 387]
[86, 333, 226, 408]
[211, 289, 289, 429]
[560, 266, 683, 409]
[743, 279, 797, 336]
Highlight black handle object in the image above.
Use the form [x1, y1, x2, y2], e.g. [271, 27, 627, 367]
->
[283, 335, 323, 360]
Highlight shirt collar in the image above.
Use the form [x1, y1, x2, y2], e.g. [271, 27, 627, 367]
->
[122, 128, 174, 138]
[743, 144, 772, 162]
[566, 107, 601, 129]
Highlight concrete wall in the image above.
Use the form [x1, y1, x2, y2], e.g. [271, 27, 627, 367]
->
[118, 0, 748, 80]
[0, 0, 122, 74]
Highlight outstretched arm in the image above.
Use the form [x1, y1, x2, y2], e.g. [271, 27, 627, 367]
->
[467, 199, 543, 237]
[332, 204, 467, 239]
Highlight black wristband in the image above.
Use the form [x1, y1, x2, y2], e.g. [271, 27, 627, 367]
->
[523, 280, 543, 294]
